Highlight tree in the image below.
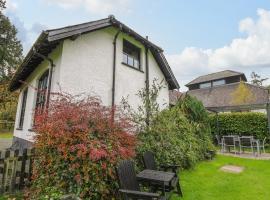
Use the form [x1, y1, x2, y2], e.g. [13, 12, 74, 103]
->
[231, 81, 254, 105]
[250, 71, 268, 86]
[0, 1, 23, 122]
[0, 13, 23, 81]
[0, 0, 6, 11]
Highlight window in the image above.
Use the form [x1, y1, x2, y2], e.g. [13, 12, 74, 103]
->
[35, 70, 49, 111]
[213, 79, 225, 86]
[18, 88, 28, 129]
[199, 82, 211, 89]
[122, 40, 141, 69]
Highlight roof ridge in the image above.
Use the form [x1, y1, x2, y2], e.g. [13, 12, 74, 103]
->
[186, 69, 246, 86]
[47, 17, 110, 32]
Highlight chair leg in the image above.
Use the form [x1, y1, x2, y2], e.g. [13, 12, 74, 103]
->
[176, 179, 183, 197]
[240, 145, 242, 154]
[251, 146, 255, 156]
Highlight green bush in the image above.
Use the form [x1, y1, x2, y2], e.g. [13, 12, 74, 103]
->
[209, 112, 269, 139]
[136, 95, 215, 169]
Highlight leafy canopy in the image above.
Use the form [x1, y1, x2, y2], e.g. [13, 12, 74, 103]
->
[0, 1, 23, 122]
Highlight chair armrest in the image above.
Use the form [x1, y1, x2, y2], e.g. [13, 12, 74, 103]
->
[119, 189, 160, 199]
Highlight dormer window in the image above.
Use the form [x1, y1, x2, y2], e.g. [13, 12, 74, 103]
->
[213, 79, 225, 86]
[122, 39, 140, 69]
[199, 82, 211, 89]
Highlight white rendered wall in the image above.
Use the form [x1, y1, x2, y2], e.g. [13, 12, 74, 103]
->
[60, 27, 169, 109]
[13, 44, 63, 142]
[13, 27, 170, 142]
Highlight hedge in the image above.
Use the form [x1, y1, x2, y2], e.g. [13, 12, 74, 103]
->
[209, 112, 269, 139]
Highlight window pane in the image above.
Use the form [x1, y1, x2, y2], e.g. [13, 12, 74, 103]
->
[199, 82, 211, 89]
[36, 70, 49, 111]
[213, 79, 225, 86]
[134, 59, 139, 69]
[128, 56, 134, 66]
[123, 53, 128, 64]
[18, 88, 28, 128]
[123, 39, 140, 68]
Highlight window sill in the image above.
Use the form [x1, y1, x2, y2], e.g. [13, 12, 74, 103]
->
[121, 62, 144, 73]
[16, 128, 23, 131]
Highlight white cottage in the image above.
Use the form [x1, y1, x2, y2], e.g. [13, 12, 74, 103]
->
[9, 16, 179, 149]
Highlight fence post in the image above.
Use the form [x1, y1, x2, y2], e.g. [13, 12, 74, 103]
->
[2, 150, 11, 193]
[19, 149, 27, 190]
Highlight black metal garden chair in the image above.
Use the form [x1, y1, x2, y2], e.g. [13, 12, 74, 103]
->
[222, 136, 239, 154]
[116, 160, 166, 200]
[239, 136, 256, 155]
[143, 151, 180, 173]
[142, 151, 183, 197]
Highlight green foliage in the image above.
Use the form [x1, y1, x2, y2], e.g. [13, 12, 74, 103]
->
[0, 11, 23, 82]
[0, 81, 18, 122]
[176, 94, 209, 123]
[134, 85, 214, 169]
[0, 0, 5, 11]
[121, 78, 164, 131]
[209, 112, 268, 139]
[0, 1, 22, 123]
[29, 93, 136, 199]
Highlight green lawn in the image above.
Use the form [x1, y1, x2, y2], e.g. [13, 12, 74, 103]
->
[0, 132, 13, 139]
[172, 155, 270, 200]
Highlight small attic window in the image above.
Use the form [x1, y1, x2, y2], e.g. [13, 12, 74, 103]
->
[213, 79, 225, 86]
[122, 39, 141, 69]
[199, 82, 211, 89]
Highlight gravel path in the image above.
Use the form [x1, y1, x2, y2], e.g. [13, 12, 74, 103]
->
[0, 138, 12, 150]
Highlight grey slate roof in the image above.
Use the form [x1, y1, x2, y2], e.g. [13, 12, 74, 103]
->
[187, 82, 269, 111]
[186, 70, 247, 86]
[9, 16, 179, 91]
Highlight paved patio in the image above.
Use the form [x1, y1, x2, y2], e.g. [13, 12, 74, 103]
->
[218, 152, 270, 160]
[0, 138, 12, 150]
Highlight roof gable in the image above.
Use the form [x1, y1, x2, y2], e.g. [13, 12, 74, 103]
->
[186, 70, 247, 86]
[9, 16, 179, 91]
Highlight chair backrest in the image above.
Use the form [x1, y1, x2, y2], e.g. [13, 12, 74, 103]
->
[143, 151, 157, 170]
[263, 137, 267, 145]
[116, 160, 140, 191]
[240, 136, 253, 146]
[215, 135, 222, 144]
[223, 136, 235, 145]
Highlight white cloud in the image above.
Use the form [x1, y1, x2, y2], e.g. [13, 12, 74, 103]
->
[5, 0, 48, 54]
[5, 0, 18, 12]
[167, 9, 270, 91]
[43, 0, 132, 15]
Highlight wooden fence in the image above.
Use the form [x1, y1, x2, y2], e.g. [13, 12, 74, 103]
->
[0, 148, 34, 194]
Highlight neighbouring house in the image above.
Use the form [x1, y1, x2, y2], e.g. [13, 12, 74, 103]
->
[169, 90, 183, 106]
[9, 16, 179, 149]
[185, 70, 269, 112]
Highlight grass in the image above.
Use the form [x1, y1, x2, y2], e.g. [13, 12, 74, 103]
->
[172, 155, 270, 200]
[0, 132, 13, 139]
[0, 193, 23, 200]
